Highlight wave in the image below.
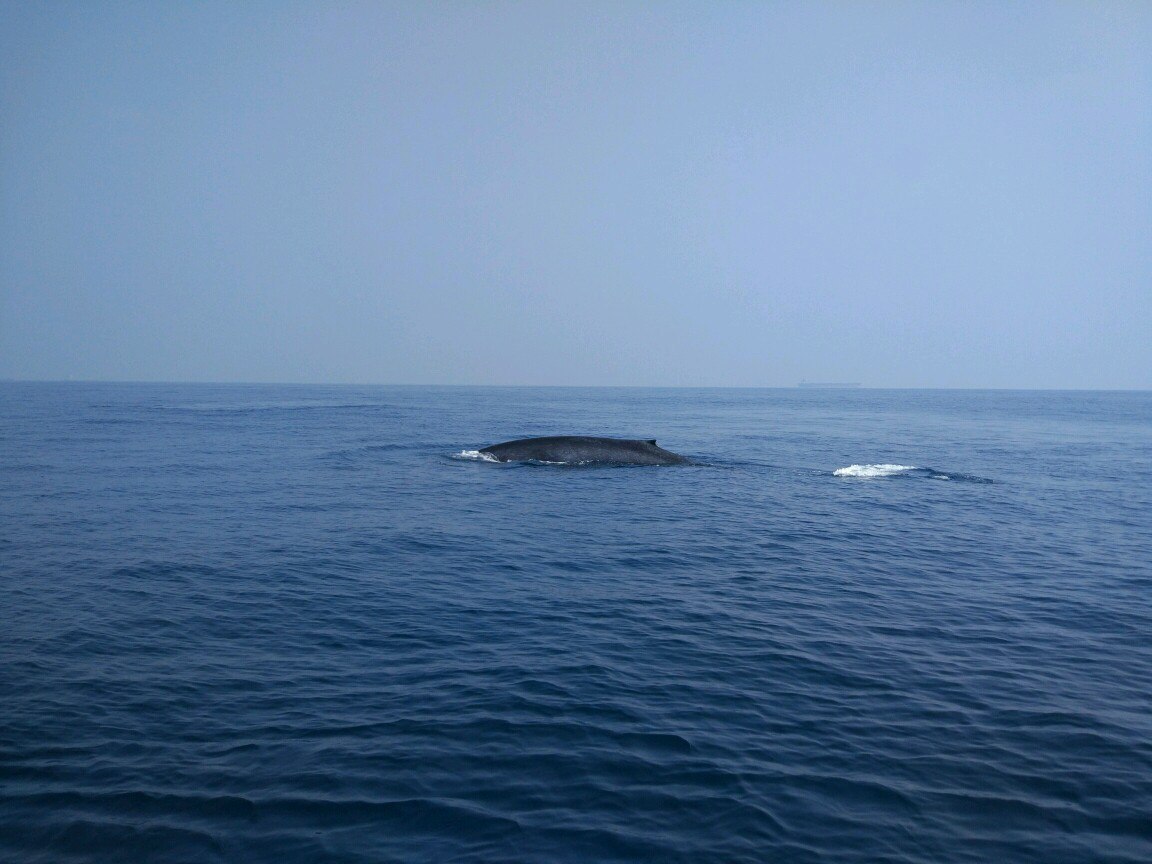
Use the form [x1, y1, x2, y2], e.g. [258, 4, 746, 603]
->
[834, 464, 919, 478]
[834, 464, 993, 483]
[453, 450, 499, 462]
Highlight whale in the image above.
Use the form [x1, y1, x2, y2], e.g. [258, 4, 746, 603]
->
[478, 436, 689, 465]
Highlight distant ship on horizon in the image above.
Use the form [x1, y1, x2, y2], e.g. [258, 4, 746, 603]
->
[797, 381, 862, 389]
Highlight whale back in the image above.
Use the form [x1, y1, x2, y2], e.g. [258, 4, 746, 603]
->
[479, 435, 688, 465]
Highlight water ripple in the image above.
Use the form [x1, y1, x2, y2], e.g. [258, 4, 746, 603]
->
[2, 384, 1150, 863]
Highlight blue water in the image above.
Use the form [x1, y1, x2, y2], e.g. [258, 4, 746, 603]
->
[2, 383, 1150, 863]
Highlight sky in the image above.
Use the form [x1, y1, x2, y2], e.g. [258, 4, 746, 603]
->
[1, 1, 1149, 388]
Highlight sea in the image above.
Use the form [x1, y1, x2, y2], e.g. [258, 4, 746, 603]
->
[2, 382, 1150, 864]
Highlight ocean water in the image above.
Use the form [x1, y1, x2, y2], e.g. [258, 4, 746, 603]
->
[2, 382, 1150, 864]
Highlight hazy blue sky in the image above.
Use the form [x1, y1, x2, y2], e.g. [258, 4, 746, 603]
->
[2, 1, 1149, 387]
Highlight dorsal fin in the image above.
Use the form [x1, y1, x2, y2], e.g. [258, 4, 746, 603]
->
[647, 439, 657, 445]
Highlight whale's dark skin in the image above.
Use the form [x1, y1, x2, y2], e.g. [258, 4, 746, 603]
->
[479, 436, 688, 465]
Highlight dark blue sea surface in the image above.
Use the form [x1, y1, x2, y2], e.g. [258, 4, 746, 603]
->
[2, 383, 1150, 863]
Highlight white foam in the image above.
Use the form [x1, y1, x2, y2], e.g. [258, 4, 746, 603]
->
[454, 450, 499, 462]
[833, 464, 918, 478]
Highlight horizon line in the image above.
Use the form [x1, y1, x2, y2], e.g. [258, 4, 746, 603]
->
[2, 378, 1150, 393]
